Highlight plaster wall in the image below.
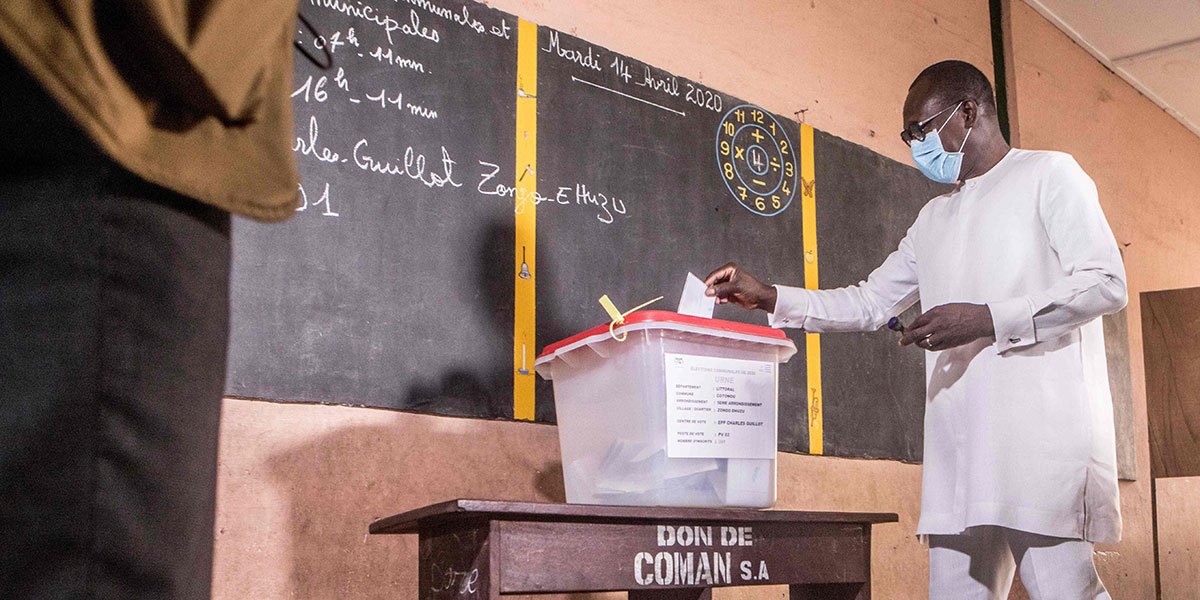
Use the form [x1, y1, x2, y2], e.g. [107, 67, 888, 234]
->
[1155, 476, 1200, 599]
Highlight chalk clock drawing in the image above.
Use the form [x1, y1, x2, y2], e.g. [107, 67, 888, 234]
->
[715, 104, 797, 216]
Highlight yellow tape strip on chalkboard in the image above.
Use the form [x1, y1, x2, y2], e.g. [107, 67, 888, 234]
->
[513, 19, 538, 421]
[800, 123, 822, 455]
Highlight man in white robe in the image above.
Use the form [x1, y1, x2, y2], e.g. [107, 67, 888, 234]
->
[705, 60, 1125, 599]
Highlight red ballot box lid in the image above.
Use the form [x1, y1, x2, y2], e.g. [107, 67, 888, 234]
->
[536, 310, 795, 365]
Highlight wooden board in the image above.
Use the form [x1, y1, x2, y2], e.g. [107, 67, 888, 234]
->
[1103, 307, 1137, 480]
[1141, 287, 1200, 478]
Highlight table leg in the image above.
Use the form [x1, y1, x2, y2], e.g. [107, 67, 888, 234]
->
[788, 582, 867, 600]
[628, 588, 712, 599]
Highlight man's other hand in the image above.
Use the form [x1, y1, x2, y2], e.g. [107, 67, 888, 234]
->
[899, 303, 996, 351]
[703, 263, 777, 312]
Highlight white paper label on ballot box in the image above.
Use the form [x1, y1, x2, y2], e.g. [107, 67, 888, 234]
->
[664, 353, 777, 459]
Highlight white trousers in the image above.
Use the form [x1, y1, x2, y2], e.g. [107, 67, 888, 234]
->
[928, 526, 1111, 600]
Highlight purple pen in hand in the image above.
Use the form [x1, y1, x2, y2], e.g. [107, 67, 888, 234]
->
[887, 316, 905, 334]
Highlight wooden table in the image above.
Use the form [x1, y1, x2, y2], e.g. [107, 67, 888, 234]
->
[369, 499, 897, 599]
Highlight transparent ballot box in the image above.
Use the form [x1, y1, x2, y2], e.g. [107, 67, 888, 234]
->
[535, 311, 797, 508]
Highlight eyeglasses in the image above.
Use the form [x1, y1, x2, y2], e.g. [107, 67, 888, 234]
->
[900, 101, 964, 147]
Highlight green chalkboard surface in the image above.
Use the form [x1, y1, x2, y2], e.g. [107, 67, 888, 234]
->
[229, 0, 520, 420]
[227, 0, 948, 462]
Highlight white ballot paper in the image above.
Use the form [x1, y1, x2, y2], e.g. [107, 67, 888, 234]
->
[677, 272, 716, 318]
[664, 353, 777, 459]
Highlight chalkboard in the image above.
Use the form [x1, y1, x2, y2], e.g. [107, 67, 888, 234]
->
[227, 0, 945, 462]
[810, 130, 950, 461]
[229, 1, 520, 419]
[527, 26, 950, 460]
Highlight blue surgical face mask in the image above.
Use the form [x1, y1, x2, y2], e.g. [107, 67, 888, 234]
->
[910, 102, 972, 184]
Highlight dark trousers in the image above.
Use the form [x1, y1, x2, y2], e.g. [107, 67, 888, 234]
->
[1, 48, 231, 599]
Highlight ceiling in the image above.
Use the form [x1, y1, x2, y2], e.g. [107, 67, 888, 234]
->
[1023, 0, 1200, 138]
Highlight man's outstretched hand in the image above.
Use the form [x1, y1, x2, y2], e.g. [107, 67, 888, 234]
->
[899, 303, 995, 351]
[704, 263, 777, 312]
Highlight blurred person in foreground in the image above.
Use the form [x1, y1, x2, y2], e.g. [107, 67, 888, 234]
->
[1, 1, 300, 598]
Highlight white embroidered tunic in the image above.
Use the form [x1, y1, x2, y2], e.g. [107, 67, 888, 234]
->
[769, 149, 1126, 543]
